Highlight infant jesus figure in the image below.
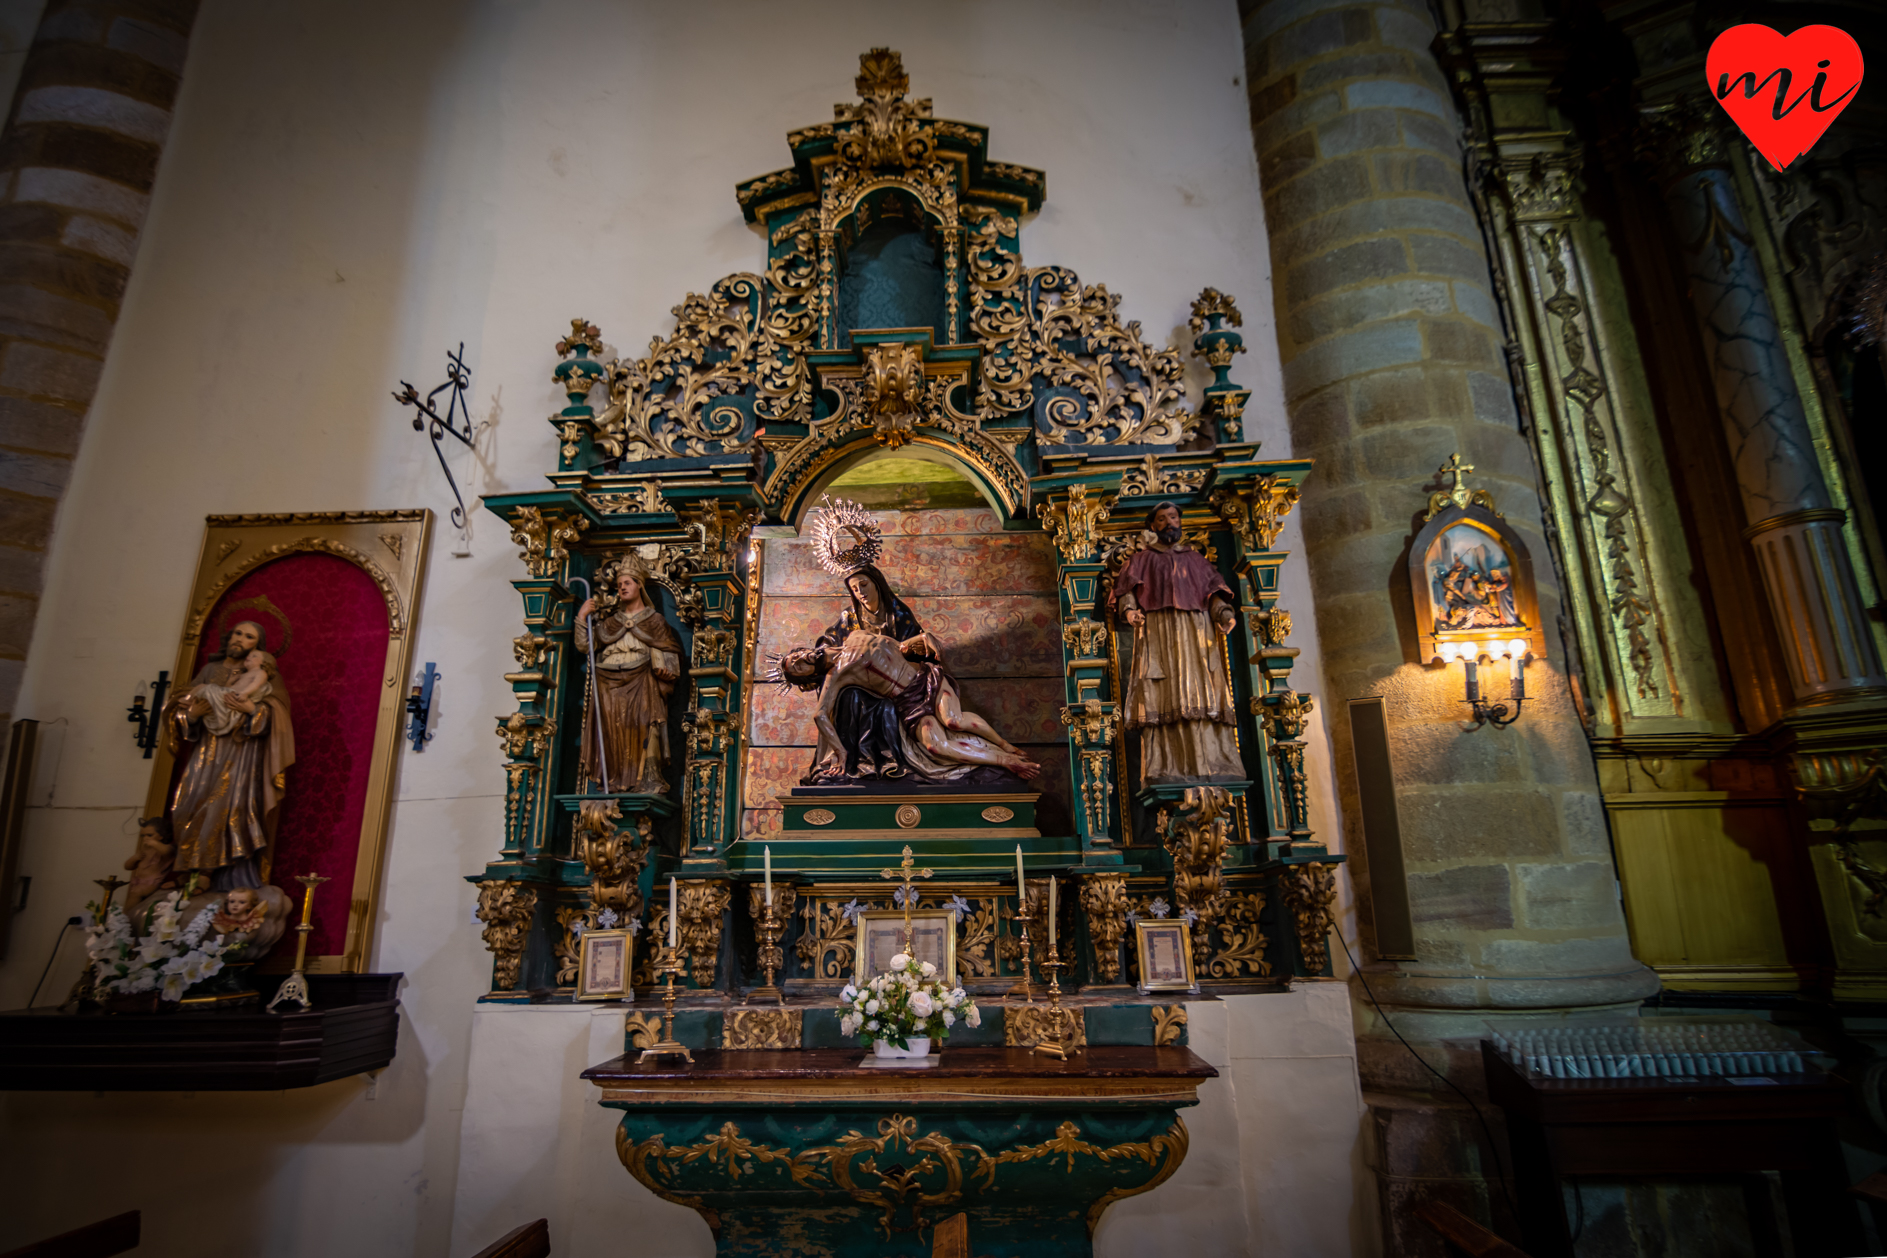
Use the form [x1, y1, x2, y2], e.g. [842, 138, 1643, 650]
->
[211, 887, 268, 943]
[192, 648, 277, 736]
[781, 630, 1040, 782]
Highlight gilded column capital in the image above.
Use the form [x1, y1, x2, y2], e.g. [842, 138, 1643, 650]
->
[1494, 151, 1584, 223]
[1039, 484, 1115, 564]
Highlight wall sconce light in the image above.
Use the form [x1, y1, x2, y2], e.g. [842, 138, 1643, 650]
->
[1436, 639, 1530, 729]
[126, 671, 171, 758]
[405, 662, 438, 752]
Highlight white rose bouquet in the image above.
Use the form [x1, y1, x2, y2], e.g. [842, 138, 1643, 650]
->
[84, 890, 237, 1004]
[838, 952, 981, 1051]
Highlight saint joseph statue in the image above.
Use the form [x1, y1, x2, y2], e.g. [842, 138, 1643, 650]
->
[1114, 502, 1244, 787]
[163, 619, 296, 888]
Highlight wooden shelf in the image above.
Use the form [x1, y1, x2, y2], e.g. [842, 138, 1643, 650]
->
[0, 973, 401, 1091]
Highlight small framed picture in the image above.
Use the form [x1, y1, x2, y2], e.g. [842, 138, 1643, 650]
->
[854, 909, 956, 986]
[1135, 920, 1196, 994]
[576, 928, 633, 1002]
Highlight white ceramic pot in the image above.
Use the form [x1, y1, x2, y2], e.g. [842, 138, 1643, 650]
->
[873, 1035, 931, 1059]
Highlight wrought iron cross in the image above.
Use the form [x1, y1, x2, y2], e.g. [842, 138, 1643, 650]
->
[880, 844, 933, 952]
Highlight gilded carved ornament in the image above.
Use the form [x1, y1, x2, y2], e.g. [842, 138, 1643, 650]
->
[1078, 872, 1130, 983]
[723, 1008, 802, 1050]
[625, 1012, 663, 1050]
[1160, 786, 1233, 972]
[576, 801, 652, 924]
[1062, 619, 1109, 660]
[511, 634, 549, 671]
[1150, 1005, 1188, 1046]
[678, 880, 732, 988]
[1496, 152, 1583, 223]
[587, 482, 670, 515]
[495, 712, 556, 760]
[1208, 891, 1271, 979]
[1249, 607, 1293, 648]
[508, 506, 589, 580]
[1423, 453, 1501, 522]
[1209, 476, 1301, 553]
[1005, 1004, 1088, 1052]
[185, 537, 406, 643]
[617, 1112, 1185, 1242]
[1039, 485, 1115, 564]
[834, 48, 935, 171]
[475, 880, 539, 991]
[1117, 453, 1206, 498]
[1529, 226, 1663, 700]
[1281, 862, 1338, 974]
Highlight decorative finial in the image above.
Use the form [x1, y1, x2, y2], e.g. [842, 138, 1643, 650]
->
[855, 48, 909, 101]
[1423, 453, 1502, 521]
[556, 319, 603, 358]
[1187, 288, 1244, 335]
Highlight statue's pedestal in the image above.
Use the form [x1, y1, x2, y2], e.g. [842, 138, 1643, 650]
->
[583, 1044, 1213, 1257]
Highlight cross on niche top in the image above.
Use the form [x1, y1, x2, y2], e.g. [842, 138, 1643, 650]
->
[881, 844, 934, 952]
[1438, 452, 1475, 507]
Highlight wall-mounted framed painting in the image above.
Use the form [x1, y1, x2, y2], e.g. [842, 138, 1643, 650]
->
[141, 510, 432, 973]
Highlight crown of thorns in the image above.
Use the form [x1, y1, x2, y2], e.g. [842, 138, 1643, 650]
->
[809, 494, 882, 576]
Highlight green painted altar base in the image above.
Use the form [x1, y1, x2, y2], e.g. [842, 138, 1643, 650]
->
[584, 1045, 1213, 1258]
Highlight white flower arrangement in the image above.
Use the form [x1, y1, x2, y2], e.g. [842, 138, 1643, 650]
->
[838, 952, 980, 1050]
[85, 891, 237, 1004]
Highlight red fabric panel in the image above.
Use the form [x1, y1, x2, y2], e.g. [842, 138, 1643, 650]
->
[193, 553, 389, 959]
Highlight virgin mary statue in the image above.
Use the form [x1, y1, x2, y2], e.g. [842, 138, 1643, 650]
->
[162, 619, 296, 889]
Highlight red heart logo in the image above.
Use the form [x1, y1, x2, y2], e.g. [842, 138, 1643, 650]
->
[1708, 25, 1864, 171]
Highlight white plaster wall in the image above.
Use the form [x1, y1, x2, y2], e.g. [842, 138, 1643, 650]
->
[0, 1, 1354, 1254]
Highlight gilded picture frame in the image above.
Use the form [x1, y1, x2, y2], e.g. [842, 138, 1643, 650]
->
[1135, 919, 1196, 993]
[576, 928, 634, 1002]
[141, 509, 433, 974]
[854, 909, 957, 986]
[1408, 502, 1546, 665]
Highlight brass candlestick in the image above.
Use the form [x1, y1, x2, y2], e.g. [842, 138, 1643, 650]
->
[267, 873, 332, 1014]
[1006, 918, 1038, 1002]
[639, 945, 694, 1063]
[747, 900, 786, 1005]
[1031, 945, 1077, 1061]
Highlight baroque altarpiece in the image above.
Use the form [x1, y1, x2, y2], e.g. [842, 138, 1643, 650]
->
[474, 50, 1339, 1010]
[469, 52, 1342, 1249]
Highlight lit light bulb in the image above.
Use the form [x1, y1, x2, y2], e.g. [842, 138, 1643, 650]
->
[1470, 642, 1487, 661]
[1437, 642, 1458, 664]
[1508, 637, 1528, 659]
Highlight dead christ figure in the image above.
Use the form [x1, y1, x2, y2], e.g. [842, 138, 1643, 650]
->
[780, 630, 1041, 782]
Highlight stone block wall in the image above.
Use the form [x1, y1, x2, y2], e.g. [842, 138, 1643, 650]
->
[1240, 0, 1653, 1015]
[0, 0, 197, 722]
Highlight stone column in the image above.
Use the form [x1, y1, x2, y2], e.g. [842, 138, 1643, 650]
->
[1637, 113, 1886, 704]
[0, 0, 200, 723]
[1243, 0, 1657, 1243]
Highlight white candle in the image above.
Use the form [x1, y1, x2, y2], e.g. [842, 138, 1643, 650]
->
[668, 876, 678, 948]
[764, 846, 773, 907]
[1048, 876, 1057, 951]
[1016, 845, 1025, 905]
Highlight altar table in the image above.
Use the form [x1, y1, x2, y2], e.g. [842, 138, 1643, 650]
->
[583, 1045, 1215, 1258]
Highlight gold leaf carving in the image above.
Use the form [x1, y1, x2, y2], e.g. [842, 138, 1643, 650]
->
[1004, 1004, 1086, 1050]
[625, 1012, 663, 1050]
[803, 808, 836, 826]
[981, 805, 1014, 824]
[723, 1008, 803, 1050]
[474, 880, 538, 991]
[1151, 1005, 1188, 1046]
